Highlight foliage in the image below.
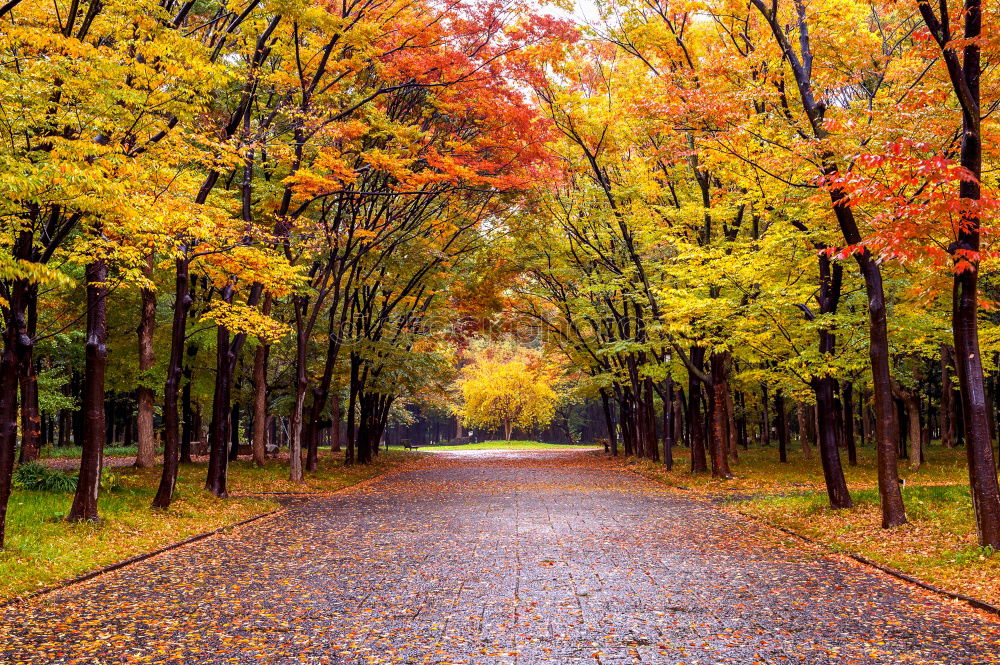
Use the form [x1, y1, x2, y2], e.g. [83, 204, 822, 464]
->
[458, 345, 560, 440]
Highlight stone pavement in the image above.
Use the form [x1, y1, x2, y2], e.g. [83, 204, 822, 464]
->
[2, 450, 999, 664]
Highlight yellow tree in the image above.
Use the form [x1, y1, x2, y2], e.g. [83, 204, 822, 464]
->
[459, 347, 558, 440]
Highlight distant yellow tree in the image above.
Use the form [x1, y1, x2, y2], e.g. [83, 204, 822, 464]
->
[459, 359, 558, 440]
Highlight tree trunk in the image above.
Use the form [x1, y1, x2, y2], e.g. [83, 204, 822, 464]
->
[229, 402, 241, 462]
[251, 340, 269, 467]
[135, 255, 157, 468]
[69, 259, 108, 522]
[901, 391, 922, 471]
[643, 377, 659, 462]
[724, 380, 738, 462]
[18, 356, 40, 464]
[345, 352, 359, 465]
[662, 378, 674, 470]
[843, 382, 857, 466]
[152, 260, 192, 507]
[708, 352, 732, 479]
[814, 378, 852, 509]
[688, 347, 708, 473]
[288, 296, 308, 482]
[205, 285, 234, 497]
[331, 392, 342, 452]
[760, 382, 770, 447]
[775, 389, 789, 463]
[17, 286, 40, 463]
[940, 346, 956, 448]
[0, 268, 32, 547]
[600, 388, 618, 456]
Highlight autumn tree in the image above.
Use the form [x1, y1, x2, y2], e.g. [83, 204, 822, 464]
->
[459, 346, 559, 440]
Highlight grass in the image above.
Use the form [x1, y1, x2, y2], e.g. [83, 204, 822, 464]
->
[416, 440, 600, 450]
[616, 441, 1000, 606]
[40, 444, 144, 458]
[0, 449, 418, 600]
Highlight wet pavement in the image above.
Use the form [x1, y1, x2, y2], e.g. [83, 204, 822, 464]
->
[2, 450, 999, 664]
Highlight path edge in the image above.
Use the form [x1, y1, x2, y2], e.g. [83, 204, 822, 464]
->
[734, 507, 1000, 618]
[0, 508, 282, 609]
[1, 454, 424, 609]
[616, 460, 1000, 619]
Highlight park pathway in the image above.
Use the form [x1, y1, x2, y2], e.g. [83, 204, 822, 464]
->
[3, 450, 1000, 664]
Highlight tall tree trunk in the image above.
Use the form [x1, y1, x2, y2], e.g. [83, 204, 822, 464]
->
[600, 388, 618, 456]
[919, 0, 1000, 548]
[206, 285, 234, 497]
[708, 352, 732, 479]
[345, 352, 359, 465]
[288, 296, 308, 482]
[330, 392, 341, 452]
[901, 391, 922, 471]
[229, 402, 241, 462]
[814, 375, 853, 509]
[775, 389, 789, 464]
[135, 255, 157, 468]
[688, 347, 708, 473]
[17, 287, 40, 464]
[0, 268, 32, 547]
[811, 253, 852, 510]
[251, 339, 269, 467]
[662, 378, 674, 470]
[69, 259, 109, 522]
[760, 382, 770, 447]
[724, 380, 738, 462]
[18, 359, 40, 464]
[154, 258, 192, 508]
[643, 377, 659, 462]
[843, 382, 858, 466]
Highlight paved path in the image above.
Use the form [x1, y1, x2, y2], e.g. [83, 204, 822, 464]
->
[3, 450, 999, 664]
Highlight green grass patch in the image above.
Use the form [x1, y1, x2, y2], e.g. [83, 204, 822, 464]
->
[0, 449, 418, 600]
[40, 444, 143, 458]
[418, 440, 599, 450]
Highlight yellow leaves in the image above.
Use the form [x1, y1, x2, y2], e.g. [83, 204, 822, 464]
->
[0, 258, 75, 308]
[201, 300, 290, 343]
[457, 344, 561, 435]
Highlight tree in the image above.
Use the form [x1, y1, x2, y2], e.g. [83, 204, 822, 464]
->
[459, 347, 558, 440]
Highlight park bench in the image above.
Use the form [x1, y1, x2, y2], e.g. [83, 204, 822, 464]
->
[402, 440, 421, 450]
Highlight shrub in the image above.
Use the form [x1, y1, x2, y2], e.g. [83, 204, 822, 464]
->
[13, 462, 78, 492]
[11, 462, 123, 493]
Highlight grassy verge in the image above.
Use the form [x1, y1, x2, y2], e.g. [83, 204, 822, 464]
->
[416, 440, 600, 450]
[40, 444, 143, 458]
[615, 443, 1000, 606]
[1, 449, 419, 600]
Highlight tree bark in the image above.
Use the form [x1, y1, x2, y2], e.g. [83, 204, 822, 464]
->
[917, 0, 1000, 549]
[205, 285, 234, 497]
[662, 378, 674, 470]
[600, 388, 617, 456]
[251, 339, 269, 467]
[688, 347, 708, 473]
[775, 389, 789, 463]
[843, 381, 857, 466]
[135, 255, 157, 468]
[153, 258, 192, 508]
[330, 392, 342, 452]
[0, 265, 32, 546]
[17, 286, 40, 464]
[708, 352, 733, 478]
[810, 253, 851, 509]
[69, 259, 108, 522]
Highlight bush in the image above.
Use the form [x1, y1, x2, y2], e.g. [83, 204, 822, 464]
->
[11, 462, 124, 493]
[13, 462, 78, 492]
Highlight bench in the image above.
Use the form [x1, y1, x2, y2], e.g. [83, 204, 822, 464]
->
[402, 440, 421, 450]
